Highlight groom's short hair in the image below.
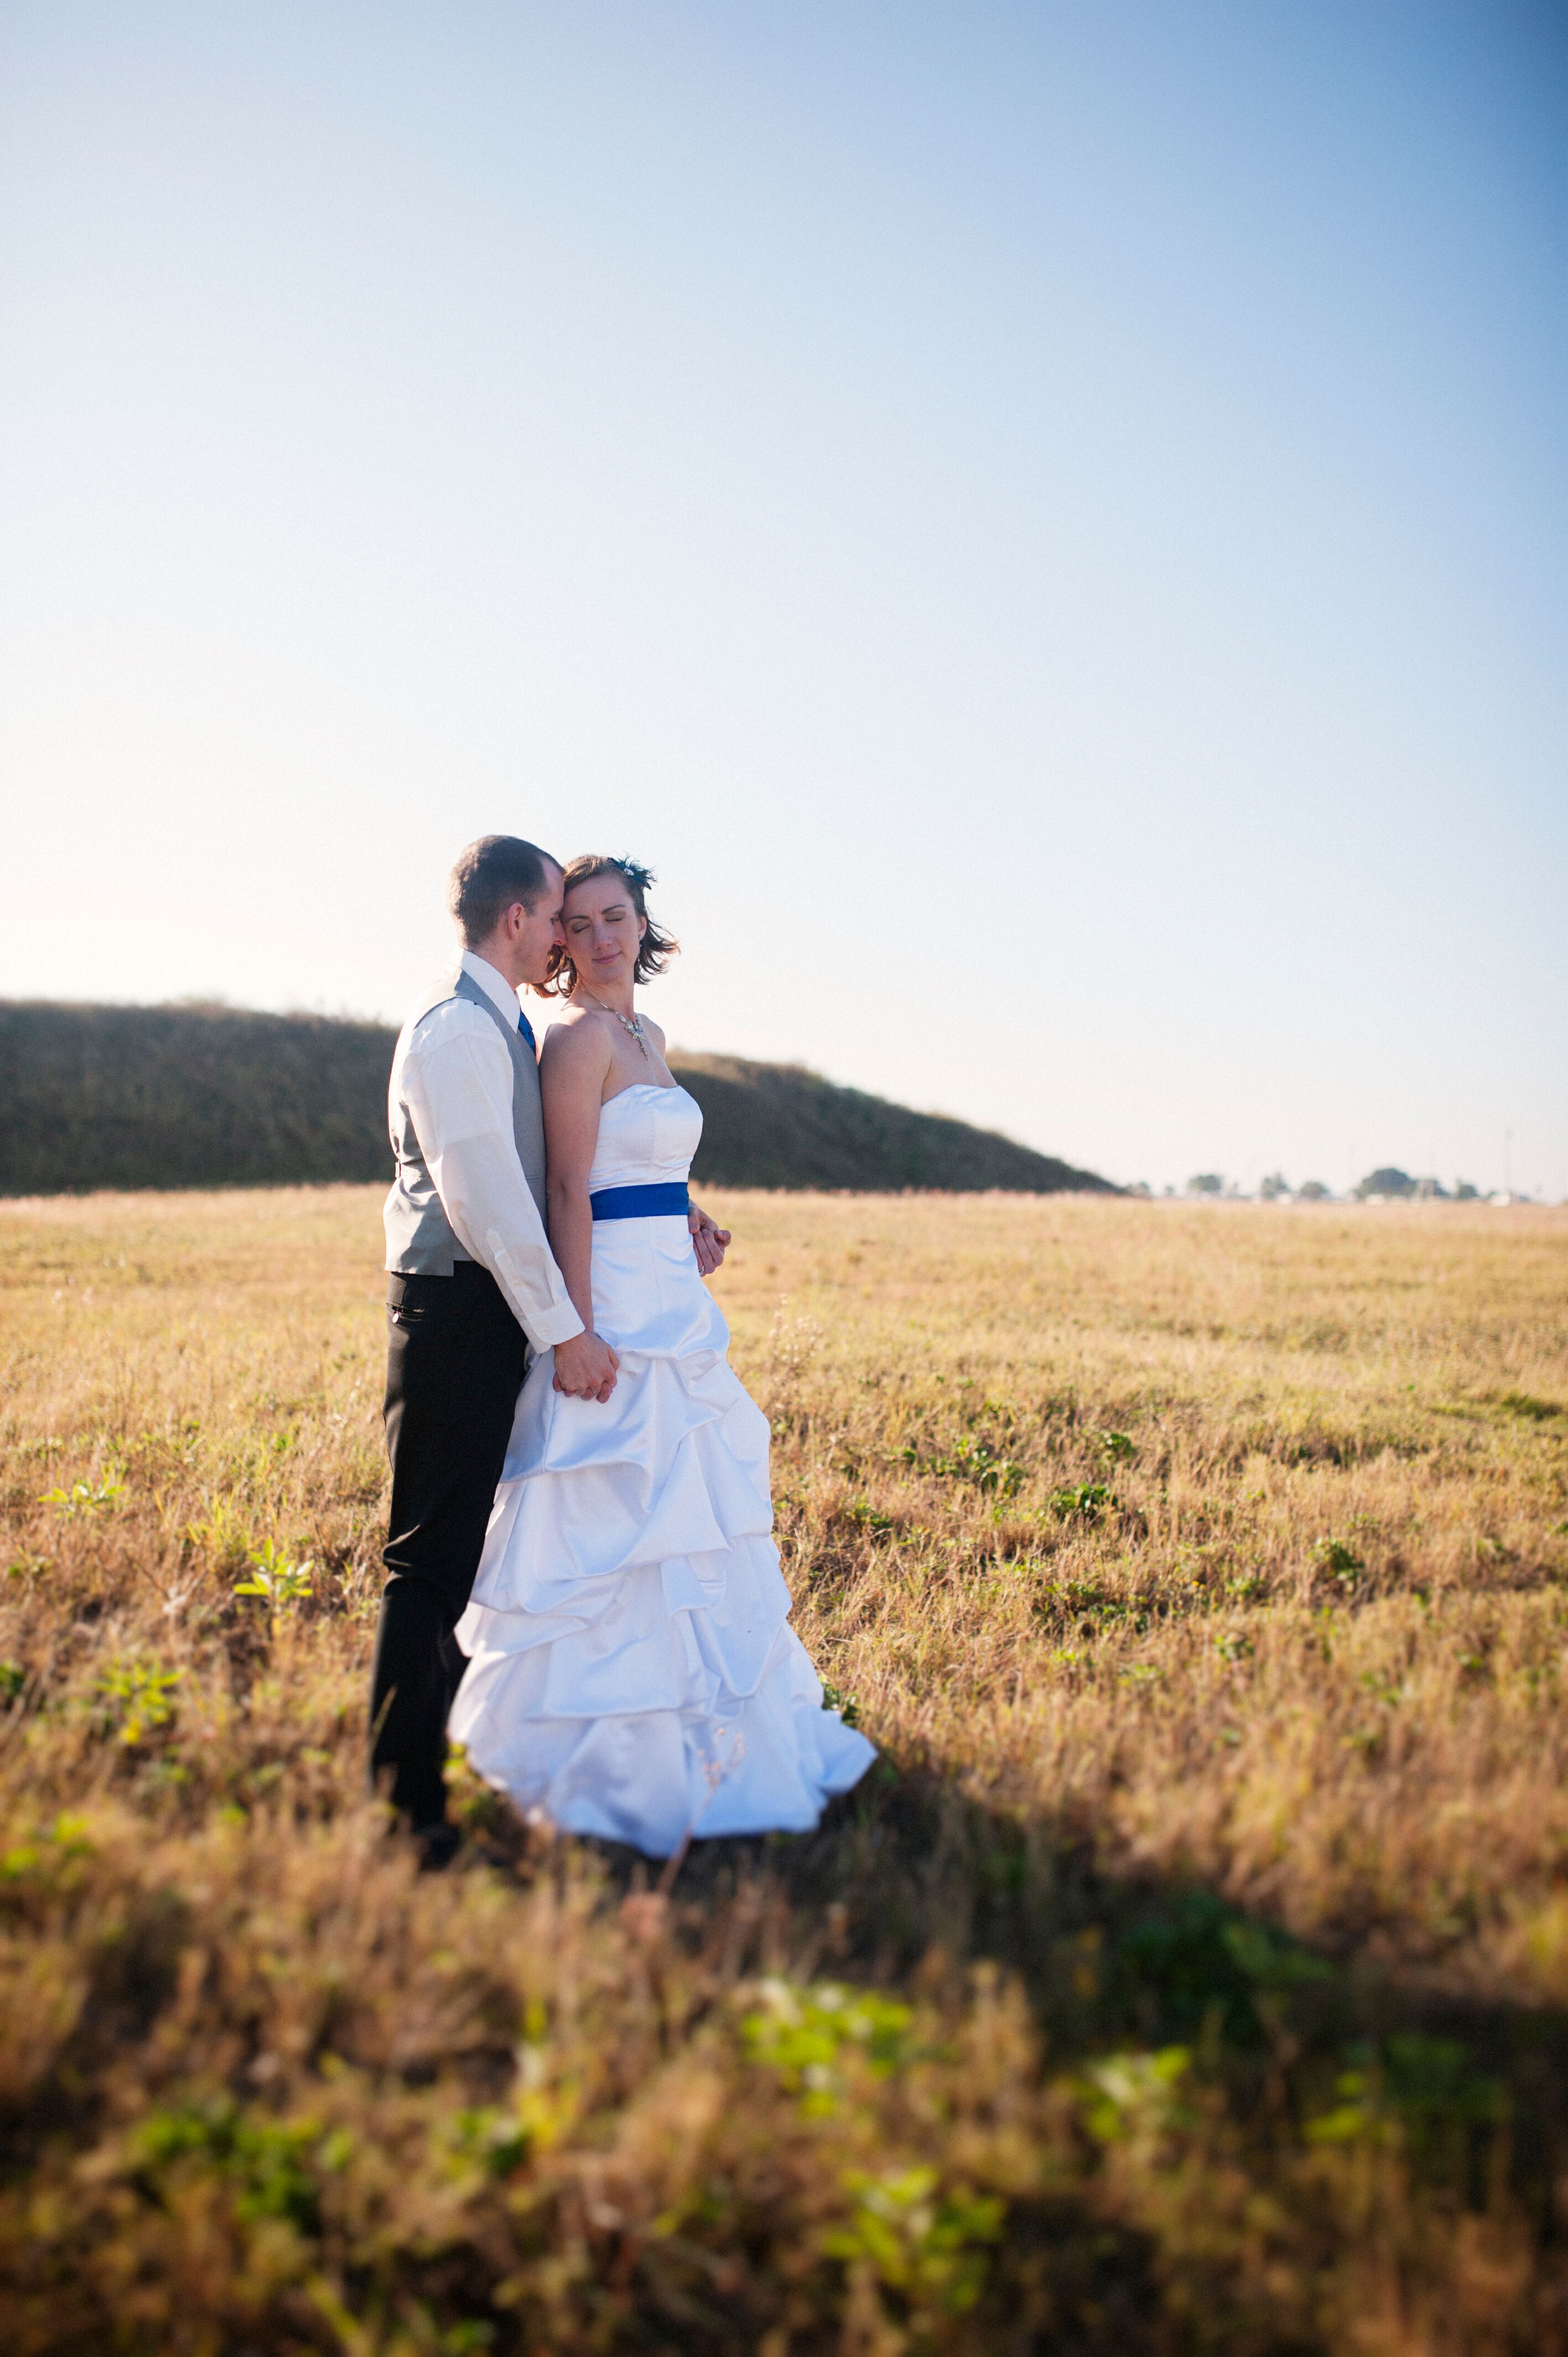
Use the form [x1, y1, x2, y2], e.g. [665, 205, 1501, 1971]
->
[447, 836, 558, 945]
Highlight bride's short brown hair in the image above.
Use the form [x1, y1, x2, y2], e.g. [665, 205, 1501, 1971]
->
[545, 855, 679, 996]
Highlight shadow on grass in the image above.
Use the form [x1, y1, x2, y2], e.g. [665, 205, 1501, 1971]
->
[502, 1751, 1568, 2239]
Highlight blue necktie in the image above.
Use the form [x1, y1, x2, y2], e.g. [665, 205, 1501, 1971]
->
[517, 1008, 537, 1056]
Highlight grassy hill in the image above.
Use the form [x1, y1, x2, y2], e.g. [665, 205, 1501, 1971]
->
[0, 1000, 1114, 1196]
[667, 1050, 1110, 1193]
[0, 1001, 396, 1196]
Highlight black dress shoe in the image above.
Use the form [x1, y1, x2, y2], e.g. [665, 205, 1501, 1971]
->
[413, 1820, 461, 1873]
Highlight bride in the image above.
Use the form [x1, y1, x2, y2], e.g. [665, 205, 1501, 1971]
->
[449, 855, 875, 1856]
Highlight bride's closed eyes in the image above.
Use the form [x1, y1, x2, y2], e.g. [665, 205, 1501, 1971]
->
[566, 901, 632, 935]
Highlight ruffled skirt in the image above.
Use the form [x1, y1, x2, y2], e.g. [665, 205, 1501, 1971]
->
[450, 1233, 874, 1857]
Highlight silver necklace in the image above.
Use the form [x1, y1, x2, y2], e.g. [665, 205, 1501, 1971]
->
[581, 990, 649, 1056]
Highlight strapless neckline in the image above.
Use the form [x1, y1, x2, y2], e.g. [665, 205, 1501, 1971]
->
[601, 1079, 685, 1107]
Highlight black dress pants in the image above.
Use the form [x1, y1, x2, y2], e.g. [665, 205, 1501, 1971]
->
[370, 1264, 530, 1829]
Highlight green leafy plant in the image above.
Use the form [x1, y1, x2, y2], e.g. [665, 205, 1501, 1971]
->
[448, 2106, 532, 2181]
[233, 1539, 316, 1618]
[742, 1977, 914, 2114]
[1035, 1574, 1124, 1624]
[1046, 1481, 1115, 1521]
[1096, 1429, 1137, 1462]
[902, 1434, 1026, 1495]
[819, 1680, 860, 1727]
[822, 2165, 1004, 2317]
[1312, 1536, 1362, 1587]
[41, 1473, 126, 1517]
[133, 2099, 347, 2231]
[2, 1812, 95, 1886]
[1079, 2046, 1194, 2145]
[1307, 2035, 1503, 2159]
[94, 1658, 183, 1746]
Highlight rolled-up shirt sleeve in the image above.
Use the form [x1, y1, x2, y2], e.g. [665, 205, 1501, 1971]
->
[403, 1015, 584, 1352]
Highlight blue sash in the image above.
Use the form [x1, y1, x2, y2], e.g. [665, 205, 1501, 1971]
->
[590, 1181, 690, 1222]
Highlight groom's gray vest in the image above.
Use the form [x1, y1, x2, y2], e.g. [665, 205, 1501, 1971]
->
[384, 967, 546, 1276]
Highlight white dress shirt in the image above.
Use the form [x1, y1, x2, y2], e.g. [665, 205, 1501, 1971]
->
[393, 950, 584, 1352]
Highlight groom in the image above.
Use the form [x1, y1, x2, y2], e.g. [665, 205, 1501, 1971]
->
[372, 833, 726, 1864]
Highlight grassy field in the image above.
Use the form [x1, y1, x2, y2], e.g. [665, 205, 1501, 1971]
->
[1, 1187, 1566, 2354]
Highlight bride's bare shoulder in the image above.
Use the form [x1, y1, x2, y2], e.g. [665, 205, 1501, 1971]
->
[540, 1003, 612, 1075]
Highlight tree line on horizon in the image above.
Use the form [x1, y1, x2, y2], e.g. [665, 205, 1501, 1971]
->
[1170, 1167, 1494, 1203]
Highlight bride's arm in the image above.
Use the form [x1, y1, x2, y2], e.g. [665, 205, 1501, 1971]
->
[540, 1013, 615, 1366]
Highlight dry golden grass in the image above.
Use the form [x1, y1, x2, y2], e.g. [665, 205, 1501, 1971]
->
[1, 1186, 1566, 2353]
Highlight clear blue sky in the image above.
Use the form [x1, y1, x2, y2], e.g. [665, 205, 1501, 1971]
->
[2, 2, 1565, 1195]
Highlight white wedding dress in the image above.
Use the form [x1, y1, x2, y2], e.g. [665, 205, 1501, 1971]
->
[450, 1082, 875, 1857]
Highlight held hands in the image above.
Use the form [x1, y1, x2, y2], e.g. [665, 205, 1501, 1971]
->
[689, 1202, 732, 1278]
[551, 1210, 728, 1401]
[552, 1329, 620, 1403]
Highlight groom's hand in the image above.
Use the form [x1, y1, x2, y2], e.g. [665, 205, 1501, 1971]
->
[689, 1202, 731, 1277]
[553, 1330, 620, 1402]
